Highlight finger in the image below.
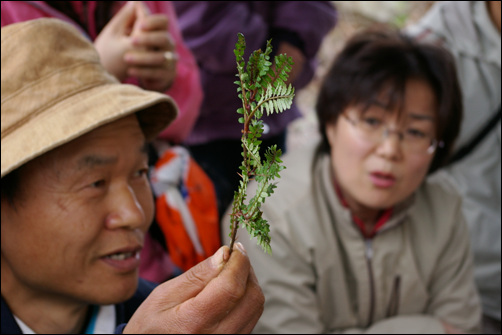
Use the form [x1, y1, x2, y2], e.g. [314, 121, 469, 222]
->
[178, 243, 253, 331]
[125, 50, 168, 67]
[130, 2, 151, 38]
[132, 31, 175, 51]
[139, 14, 169, 32]
[134, 1, 151, 20]
[153, 246, 230, 309]
[105, 1, 135, 32]
[125, 50, 178, 76]
[214, 262, 265, 334]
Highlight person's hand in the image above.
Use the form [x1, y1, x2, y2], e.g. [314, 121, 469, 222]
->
[123, 243, 265, 333]
[442, 320, 466, 334]
[126, 2, 177, 92]
[94, 2, 177, 92]
[276, 41, 306, 85]
[93, 1, 137, 81]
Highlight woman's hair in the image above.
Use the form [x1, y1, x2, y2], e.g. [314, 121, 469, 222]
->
[316, 29, 462, 174]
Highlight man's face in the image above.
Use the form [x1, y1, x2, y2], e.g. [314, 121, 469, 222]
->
[1, 115, 154, 305]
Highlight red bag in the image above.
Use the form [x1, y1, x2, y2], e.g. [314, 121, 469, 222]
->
[150, 146, 221, 272]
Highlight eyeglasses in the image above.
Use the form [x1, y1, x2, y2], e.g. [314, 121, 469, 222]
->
[342, 113, 444, 154]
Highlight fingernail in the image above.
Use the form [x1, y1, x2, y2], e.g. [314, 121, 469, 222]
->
[236, 242, 247, 255]
[211, 246, 226, 269]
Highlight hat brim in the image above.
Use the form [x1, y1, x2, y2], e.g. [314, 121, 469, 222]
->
[1, 83, 177, 178]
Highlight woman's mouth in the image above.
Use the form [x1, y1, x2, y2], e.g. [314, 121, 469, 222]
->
[369, 171, 396, 188]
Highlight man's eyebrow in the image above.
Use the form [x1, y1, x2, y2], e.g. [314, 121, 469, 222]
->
[76, 143, 149, 170]
[77, 155, 118, 170]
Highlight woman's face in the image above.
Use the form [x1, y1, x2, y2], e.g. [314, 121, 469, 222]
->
[326, 79, 438, 214]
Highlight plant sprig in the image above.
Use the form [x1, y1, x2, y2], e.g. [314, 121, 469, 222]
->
[228, 33, 295, 254]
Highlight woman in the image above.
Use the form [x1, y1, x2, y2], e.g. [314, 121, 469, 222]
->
[223, 29, 481, 333]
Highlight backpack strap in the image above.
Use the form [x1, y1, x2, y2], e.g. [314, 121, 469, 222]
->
[448, 105, 501, 165]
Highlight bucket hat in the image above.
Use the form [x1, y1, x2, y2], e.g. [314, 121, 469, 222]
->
[1, 18, 178, 178]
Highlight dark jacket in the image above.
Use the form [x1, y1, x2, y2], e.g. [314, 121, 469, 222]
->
[1, 278, 156, 334]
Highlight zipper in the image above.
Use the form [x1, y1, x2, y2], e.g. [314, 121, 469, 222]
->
[365, 239, 375, 327]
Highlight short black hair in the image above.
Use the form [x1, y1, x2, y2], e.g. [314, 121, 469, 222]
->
[316, 29, 462, 174]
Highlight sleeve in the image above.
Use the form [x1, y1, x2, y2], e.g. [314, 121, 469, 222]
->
[423, 199, 482, 333]
[173, 1, 270, 74]
[269, 1, 337, 59]
[173, 1, 337, 85]
[268, 1, 337, 88]
[141, 1, 203, 144]
[1, 1, 48, 27]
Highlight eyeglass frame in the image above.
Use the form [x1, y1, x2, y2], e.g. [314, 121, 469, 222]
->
[341, 113, 444, 155]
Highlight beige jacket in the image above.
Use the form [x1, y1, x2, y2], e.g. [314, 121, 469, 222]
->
[223, 144, 481, 333]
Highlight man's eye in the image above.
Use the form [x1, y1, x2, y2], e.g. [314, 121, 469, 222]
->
[90, 179, 106, 188]
[134, 168, 149, 178]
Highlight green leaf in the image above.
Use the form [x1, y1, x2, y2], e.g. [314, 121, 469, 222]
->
[229, 33, 295, 255]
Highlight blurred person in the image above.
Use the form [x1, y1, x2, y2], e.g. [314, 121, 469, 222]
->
[1, 0, 202, 144]
[173, 1, 337, 219]
[223, 29, 482, 333]
[406, 2, 501, 333]
[1, 18, 263, 334]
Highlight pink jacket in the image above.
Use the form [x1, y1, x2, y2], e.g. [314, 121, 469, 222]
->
[1, 1, 203, 143]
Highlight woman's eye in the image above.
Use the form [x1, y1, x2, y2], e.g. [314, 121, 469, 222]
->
[362, 117, 383, 128]
[406, 128, 427, 139]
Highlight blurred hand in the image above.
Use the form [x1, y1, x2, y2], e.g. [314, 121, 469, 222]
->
[276, 41, 306, 85]
[94, 2, 177, 92]
[94, 1, 136, 81]
[123, 243, 265, 333]
[126, 2, 177, 92]
[442, 321, 466, 334]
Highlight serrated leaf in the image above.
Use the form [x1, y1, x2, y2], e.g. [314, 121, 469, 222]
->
[229, 33, 295, 255]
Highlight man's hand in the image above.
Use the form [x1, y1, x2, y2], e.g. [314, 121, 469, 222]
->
[123, 243, 265, 333]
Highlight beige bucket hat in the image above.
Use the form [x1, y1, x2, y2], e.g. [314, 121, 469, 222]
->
[1, 18, 178, 178]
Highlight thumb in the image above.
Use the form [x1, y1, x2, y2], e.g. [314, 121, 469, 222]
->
[103, 1, 136, 33]
[153, 246, 229, 306]
[134, 1, 151, 20]
[131, 1, 151, 37]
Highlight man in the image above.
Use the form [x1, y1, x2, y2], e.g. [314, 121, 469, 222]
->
[1, 18, 264, 334]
